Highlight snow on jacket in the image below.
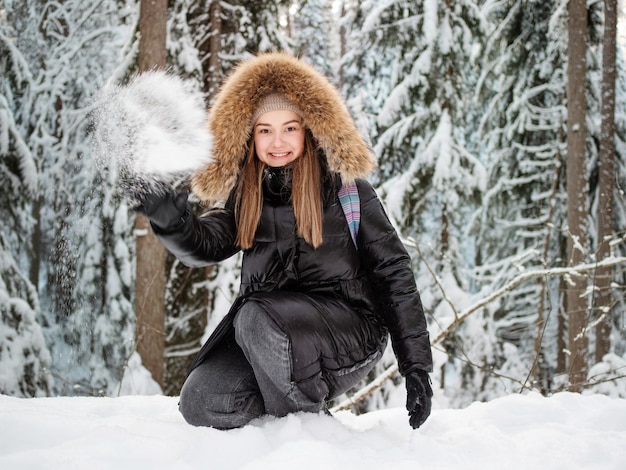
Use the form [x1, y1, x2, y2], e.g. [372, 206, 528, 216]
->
[153, 52, 433, 391]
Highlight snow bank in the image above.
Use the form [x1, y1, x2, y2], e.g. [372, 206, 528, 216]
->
[1, 392, 625, 470]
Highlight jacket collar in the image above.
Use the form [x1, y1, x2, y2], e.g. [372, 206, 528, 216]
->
[262, 166, 293, 204]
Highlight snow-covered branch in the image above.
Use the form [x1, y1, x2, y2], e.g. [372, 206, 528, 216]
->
[429, 255, 626, 346]
[332, 252, 626, 412]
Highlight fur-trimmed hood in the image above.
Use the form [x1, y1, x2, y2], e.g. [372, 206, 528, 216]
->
[191, 52, 376, 202]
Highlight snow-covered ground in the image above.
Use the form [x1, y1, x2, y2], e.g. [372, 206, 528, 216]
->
[1, 392, 625, 469]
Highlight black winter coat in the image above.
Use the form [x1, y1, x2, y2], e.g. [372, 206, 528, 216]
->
[153, 170, 433, 388]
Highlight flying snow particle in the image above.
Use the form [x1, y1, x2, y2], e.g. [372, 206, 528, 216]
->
[92, 71, 213, 192]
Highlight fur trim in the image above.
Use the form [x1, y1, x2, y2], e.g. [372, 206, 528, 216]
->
[191, 52, 376, 202]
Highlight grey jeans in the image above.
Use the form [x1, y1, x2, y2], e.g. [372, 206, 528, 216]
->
[179, 299, 382, 429]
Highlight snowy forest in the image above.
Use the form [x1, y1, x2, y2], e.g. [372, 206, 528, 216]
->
[1, 0, 626, 412]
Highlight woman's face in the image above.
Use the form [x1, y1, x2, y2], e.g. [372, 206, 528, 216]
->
[253, 109, 305, 167]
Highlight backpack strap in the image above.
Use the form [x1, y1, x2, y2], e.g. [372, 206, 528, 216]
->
[338, 180, 360, 249]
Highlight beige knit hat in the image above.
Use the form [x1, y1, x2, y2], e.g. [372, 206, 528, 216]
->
[250, 93, 304, 127]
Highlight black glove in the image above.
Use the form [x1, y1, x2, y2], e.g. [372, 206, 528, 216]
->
[133, 181, 189, 231]
[405, 370, 433, 429]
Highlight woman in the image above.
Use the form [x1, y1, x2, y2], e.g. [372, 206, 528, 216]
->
[136, 52, 433, 430]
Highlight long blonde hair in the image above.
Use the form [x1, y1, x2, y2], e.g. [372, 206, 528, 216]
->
[235, 130, 323, 249]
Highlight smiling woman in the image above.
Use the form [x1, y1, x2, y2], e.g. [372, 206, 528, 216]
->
[132, 52, 433, 431]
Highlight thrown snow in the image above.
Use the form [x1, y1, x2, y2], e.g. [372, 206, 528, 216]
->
[92, 71, 213, 186]
[1, 392, 625, 469]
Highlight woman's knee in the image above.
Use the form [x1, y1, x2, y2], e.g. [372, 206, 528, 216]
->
[178, 348, 264, 429]
[178, 375, 205, 425]
[179, 373, 264, 429]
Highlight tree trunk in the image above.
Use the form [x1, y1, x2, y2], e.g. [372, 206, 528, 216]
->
[135, 0, 168, 387]
[566, 0, 589, 392]
[595, 0, 617, 361]
[29, 196, 42, 290]
[207, 0, 222, 101]
[557, 232, 569, 376]
[138, 0, 168, 71]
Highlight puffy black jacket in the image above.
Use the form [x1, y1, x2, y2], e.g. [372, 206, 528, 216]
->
[154, 171, 433, 382]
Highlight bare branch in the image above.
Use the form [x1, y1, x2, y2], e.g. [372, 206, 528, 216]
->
[405, 238, 460, 320]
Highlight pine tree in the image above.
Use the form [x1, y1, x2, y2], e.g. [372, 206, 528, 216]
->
[594, 0, 617, 362]
[0, 232, 53, 396]
[587, 0, 626, 389]
[338, 0, 391, 152]
[352, 0, 485, 403]
[471, 0, 572, 396]
[290, 0, 337, 77]
[471, 0, 621, 396]
[363, 0, 487, 276]
[0, 8, 52, 396]
[565, 0, 590, 392]
[1, 0, 139, 396]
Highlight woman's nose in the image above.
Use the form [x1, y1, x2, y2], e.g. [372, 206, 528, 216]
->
[271, 132, 284, 146]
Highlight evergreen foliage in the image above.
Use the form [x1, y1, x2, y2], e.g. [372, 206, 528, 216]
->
[1, 0, 138, 396]
[290, 0, 337, 77]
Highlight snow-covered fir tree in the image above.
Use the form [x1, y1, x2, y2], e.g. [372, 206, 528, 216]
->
[1, 0, 139, 396]
[469, 0, 626, 400]
[214, 0, 293, 57]
[588, 0, 626, 365]
[168, 0, 283, 98]
[339, 0, 396, 158]
[342, 0, 488, 408]
[0, 6, 52, 395]
[466, 0, 573, 402]
[0, 231, 53, 397]
[289, 0, 337, 78]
